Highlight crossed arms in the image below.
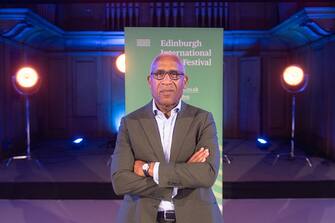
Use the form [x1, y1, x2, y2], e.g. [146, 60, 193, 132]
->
[133, 147, 210, 177]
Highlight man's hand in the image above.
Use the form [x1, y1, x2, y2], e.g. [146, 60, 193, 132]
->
[134, 160, 155, 177]
[134, 160, 146, 177]
[187, 147, 209, 163]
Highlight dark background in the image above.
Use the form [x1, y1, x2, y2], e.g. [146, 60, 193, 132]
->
[0, 1, 334, 159]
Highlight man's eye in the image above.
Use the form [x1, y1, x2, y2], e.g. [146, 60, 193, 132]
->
[169, 71, 180, 77]
[156, 71, 166, 76]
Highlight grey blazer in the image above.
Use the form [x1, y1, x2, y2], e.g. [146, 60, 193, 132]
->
[111, 101, 222, 223]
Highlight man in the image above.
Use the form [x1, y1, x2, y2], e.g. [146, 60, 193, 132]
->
[111, 53, 221, 223]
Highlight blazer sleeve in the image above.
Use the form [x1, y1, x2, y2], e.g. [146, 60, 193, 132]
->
[110, 117, 173, 200]
[158, 112, 220, 188]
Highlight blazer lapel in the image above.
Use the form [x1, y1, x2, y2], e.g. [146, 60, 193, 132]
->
[139, 103, 166, 162]
[170, 103, 194, 162]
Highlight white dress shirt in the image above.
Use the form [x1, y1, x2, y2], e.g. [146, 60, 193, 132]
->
[152, 100, 181, 211]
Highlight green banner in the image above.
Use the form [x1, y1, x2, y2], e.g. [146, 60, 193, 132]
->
[125, 27, 223, 210]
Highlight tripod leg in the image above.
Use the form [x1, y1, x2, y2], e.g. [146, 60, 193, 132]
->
[224, 154, 231, 164]
[34, 159, 43, 168]
[272, 154, 281, 165]
[5, 158, 13, 167]
[305, 157, 312, 167]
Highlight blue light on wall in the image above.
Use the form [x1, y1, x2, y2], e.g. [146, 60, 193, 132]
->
[113, 110, 124, 132]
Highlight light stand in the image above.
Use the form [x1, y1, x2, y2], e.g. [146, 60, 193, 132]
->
[273, 95, 312, 167]
[5, 66, 41, 167]
[273, 65, 312, 167]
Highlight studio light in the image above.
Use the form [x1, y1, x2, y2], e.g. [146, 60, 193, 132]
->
[6, 66, 41, 167]
[12, 66, 41, 95]
[16, 67, 38, 87]
[283, 66, 303, 85]
[281, 65, 308, 94]
[273, 65, 312, 167]
[116, 53, 125, 73]
[257, 138, 267, 144]
[73, 137, 83, 144]
[71, 137, 86, 150]
[256, 136, 270, 150]
[72, 137, 84, 144]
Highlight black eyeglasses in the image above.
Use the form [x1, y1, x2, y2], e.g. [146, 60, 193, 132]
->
[151, 70, 184, 80]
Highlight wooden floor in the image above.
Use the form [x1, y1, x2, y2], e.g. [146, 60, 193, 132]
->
[224, 139, 335, 198]
[224, 139, 335, 182]
[1, 139, 335, 199]
[0, 139, 335, 222]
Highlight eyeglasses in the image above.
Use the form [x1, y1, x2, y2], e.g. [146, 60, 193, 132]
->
[151, 70, 184, 80]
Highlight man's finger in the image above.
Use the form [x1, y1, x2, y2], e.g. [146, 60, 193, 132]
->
[195, 151, 209, 162]
[188, 148, 204, 162]
[188, 148, 210, 163]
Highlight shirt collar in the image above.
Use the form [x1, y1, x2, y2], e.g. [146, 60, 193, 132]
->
[152, 99, 181, 116]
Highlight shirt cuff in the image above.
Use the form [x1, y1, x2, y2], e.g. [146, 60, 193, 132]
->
[153, 162, 160, 184]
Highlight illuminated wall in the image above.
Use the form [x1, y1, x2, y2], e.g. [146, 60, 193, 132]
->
[0, 7, 335, 159]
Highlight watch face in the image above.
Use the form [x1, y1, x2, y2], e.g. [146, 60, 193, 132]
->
[142, 163, 149, 171]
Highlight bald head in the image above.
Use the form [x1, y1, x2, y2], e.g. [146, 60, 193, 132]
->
[150, 53, 185, 74]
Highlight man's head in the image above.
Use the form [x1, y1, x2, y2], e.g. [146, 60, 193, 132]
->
[147, 53, 188, 112]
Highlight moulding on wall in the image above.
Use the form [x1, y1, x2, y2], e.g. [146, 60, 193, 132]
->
[0, 7, 334, 52]
[271, 7, 335, 49]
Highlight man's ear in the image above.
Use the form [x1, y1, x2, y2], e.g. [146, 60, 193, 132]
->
[147, 75, 152, 87]
[183, 75, 189, 88]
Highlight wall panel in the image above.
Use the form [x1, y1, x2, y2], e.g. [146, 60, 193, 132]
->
[47, 57, 68, 137]
[327, 42, 335, 158]
[263, 56, 290, 138]
[0, 39, 4, 155]
[73, 58, 97, 117]
[239, 57, 261, 138]
[6, 44, 25, 143]
[97, 55, 113, 137]
[294, 41, 335, 158]
[224, 56, 240, 138]
[309, 49, 328, 152]
[71, 57, 98, 136]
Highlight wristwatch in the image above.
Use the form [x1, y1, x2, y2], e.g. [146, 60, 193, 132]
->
[142, 162, 150, 177]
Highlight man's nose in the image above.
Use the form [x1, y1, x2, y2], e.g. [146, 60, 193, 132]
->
[161, 74, 173, 83]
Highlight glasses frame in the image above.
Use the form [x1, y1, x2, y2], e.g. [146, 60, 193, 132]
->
[150, 70, 184, 81]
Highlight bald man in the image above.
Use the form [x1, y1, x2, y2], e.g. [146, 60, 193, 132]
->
[111, 53, 221, 223]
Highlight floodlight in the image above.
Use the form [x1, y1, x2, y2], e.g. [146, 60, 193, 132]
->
[273, 65, 312, 167]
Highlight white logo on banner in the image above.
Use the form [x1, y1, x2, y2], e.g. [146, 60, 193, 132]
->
[136, 39, 151, 47]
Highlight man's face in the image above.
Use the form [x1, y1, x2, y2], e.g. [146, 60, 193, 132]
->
[148, 56, 188, 108]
